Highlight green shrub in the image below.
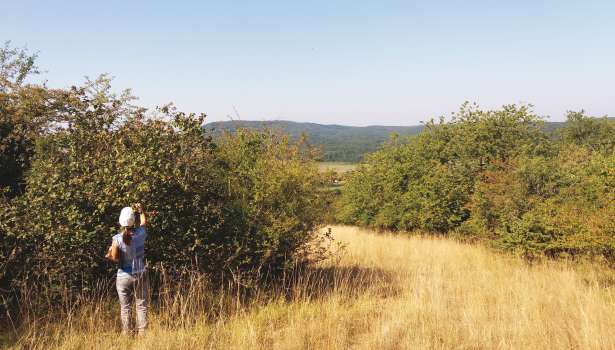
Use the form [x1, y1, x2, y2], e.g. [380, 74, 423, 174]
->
[0, 49, 327, 315]
[339, 103, 614, 263]
[215, 129, 327, 269]
[559, 111, 615, 153]
[466, 144, 614, 261]
[2, 109, 327, 288]
[338, 103, 545, 232]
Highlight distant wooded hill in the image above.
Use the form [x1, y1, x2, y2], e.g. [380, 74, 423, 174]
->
[202, 119, 594, 162]
[204, 120, 423, 162]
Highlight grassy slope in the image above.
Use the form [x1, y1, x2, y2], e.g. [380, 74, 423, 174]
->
[316, 162, 357, 173]
[9, 226, 615, 349]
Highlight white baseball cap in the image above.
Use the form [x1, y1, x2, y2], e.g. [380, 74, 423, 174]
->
[119, 207, 135, 227]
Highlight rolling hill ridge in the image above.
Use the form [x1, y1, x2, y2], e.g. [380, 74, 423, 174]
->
[204, 120, 423, 162]
[203, 119, 598, 162]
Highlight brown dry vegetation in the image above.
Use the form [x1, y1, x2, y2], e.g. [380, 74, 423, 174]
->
[6, 225, 615, 349]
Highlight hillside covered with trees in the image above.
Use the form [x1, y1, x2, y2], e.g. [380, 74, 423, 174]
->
[205, 119, 609, 163]
[205, 120, 424, 162]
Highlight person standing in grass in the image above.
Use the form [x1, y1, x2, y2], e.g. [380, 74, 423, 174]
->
[106, 203, 149, 335]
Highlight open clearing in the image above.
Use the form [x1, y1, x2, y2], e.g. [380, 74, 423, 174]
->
[316, 162, 357, 173]
[9, 226, 615, 349]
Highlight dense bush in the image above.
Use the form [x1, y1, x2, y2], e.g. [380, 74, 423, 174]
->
[1, 107, 325, 285]
[466, 147, 615, 260]
[338, 103, 615, 262]
[338, 103, 547, 232]
[0, 45, 326, 316]
[216, 130, 326, 268]
[0, 43, 50, 196]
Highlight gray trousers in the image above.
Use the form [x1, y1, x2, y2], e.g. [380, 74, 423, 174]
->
[116, 272, 148, 334]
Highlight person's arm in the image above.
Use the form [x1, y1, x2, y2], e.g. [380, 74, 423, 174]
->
[134, 203, 147, 227]
[139, 210, 147, 227]
[105, 239, 120, 263]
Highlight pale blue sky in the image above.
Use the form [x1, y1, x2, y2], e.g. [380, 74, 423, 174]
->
[3, 1, 614, 125]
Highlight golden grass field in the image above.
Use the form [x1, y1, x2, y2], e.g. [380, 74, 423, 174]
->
[8, 225, 615, 349]
[316, 162, 357, 173]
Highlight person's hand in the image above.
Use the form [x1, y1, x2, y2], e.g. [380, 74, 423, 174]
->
[132, 203, 144, 213]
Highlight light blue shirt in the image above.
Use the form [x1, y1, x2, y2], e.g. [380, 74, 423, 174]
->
[113, 226, 147, 277]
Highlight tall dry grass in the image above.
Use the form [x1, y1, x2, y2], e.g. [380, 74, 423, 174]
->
[5, 225, 615, 349]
